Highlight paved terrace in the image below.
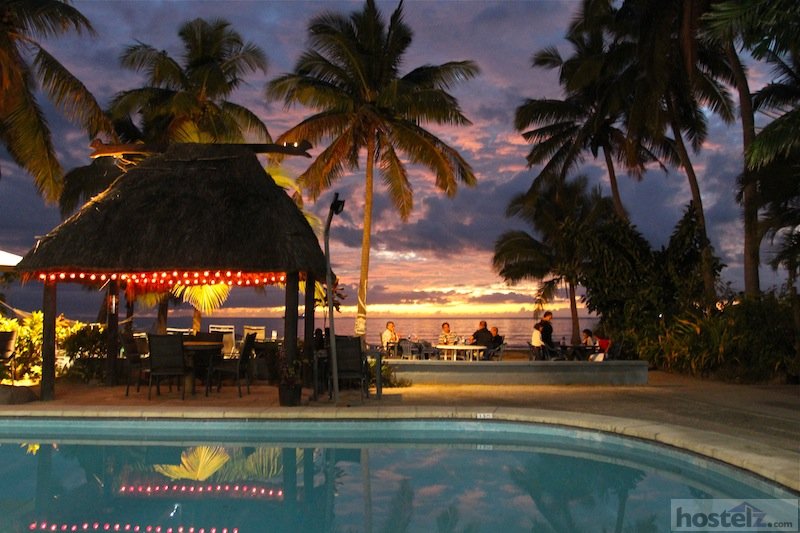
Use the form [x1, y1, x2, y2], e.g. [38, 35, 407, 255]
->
[0, 366, 797, 492]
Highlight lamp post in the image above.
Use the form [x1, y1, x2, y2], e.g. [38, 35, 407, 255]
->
[324, 193, 345, 402]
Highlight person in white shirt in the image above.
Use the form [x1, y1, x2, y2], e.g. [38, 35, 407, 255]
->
[437, 322, 458, 345]
[381, 321, 399, 351]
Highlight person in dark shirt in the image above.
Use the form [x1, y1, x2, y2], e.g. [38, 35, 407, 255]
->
[539, 311, 555, 350]
[488, 326, 503, 350]
[482, 326, 505, 360]
[469, 320, 494, 346]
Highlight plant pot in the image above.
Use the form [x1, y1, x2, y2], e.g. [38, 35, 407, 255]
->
[278, 383, 302, 406]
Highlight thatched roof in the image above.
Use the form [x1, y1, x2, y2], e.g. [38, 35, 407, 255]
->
[17, 144, 327, 286]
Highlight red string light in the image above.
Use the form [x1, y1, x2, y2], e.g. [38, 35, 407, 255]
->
[34, 270, 296, 288]
[27, 522, 239, 533]
[117, 483, 283, 501]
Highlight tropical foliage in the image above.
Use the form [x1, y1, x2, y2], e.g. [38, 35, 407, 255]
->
[0, 0, 112, 203]
[493, 175, 615, 344]
[267, 0, 478, 337]
[109, 17, 270, 146]
[0, 312, 84, 382]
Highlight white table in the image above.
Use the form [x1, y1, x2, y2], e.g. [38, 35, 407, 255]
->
[435, 344, 486, 361]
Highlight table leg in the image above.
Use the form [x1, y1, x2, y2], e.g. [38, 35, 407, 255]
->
[375, 351, 382, 400]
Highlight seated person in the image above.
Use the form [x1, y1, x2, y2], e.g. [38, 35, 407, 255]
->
[381, 321, 400, 356]
[468, 320, 494, 346]
[437, 322, 458, 345]
[483, 326, 504, 360]
[590, 328, 611, 362]
[488, 326, 503, 349]
[581, 328, 597, 348]
[570, 328, 597, 360]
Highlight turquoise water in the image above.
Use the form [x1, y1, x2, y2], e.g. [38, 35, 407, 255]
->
[0, 419, 794, 532]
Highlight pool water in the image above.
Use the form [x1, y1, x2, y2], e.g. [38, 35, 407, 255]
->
[0, 419, 795, 532]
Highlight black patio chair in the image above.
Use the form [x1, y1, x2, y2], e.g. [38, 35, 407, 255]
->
[0, 330, 18, 384]
[330, 335, 368, 402]
[121, 333, 149, 396]
[147, 334, 186, 400]
[214, 332, 256, 397]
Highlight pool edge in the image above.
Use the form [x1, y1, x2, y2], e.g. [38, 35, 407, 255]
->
[0, 405, 796, 492]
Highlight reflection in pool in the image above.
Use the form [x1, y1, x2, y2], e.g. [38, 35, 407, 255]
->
[0, 419, 794, 532]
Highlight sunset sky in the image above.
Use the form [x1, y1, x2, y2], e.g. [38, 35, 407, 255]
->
[0, 0, 785, 324]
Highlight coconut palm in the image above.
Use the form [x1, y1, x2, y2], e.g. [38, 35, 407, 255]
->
[704, 0, 800, 295]
[0, 0, 112, 203]
[266, 0, 479, 337]
[516, 0, 674, 221]
[108, 17, 271, 145]
[493, 175, 615, 344]
[615, 0, 735, 306]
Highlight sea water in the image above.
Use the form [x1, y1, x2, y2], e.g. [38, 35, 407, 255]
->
[117, 315, 593, 347]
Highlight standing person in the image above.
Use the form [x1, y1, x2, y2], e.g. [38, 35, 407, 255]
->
[539, 311, 555, 351]
[381, 321, 400, 355]
[530, 322, 544, 360]
[437, 322, 458, 345]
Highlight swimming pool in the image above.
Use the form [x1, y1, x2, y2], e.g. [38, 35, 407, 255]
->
[0, 419, 795, 532]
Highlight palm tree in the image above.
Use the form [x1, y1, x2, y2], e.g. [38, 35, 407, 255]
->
[266, 0, 479, 337]
[0, 0, 112, 203]
[59, 18, 273, 332]
[616, 0, 735, 306]
[493, 175, 615, 344]
[515, 0, 674, 221]
[109, 17, 271, 145]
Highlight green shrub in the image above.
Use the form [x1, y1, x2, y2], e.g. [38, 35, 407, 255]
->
[637, 293, 795, 382]
[61, 324, 108, 383]
[0, 313, 95, 382]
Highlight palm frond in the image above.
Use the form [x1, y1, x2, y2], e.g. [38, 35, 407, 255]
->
[33, 46, 114, 137]
[172, 283, 231, 314]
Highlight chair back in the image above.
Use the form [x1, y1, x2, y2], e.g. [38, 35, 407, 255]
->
[243, 325, 266, 341]
[398, 338, 420, 358]
[335, 335, 364, 375]
[147, 334, 186, 373]
[166, 327, 192, 335]
[0, 330, 16, 360]
[192, 331, 223, 343]
[209, 325, 236, 356]
[133, 333, 149, 356]
[121, 334, 141, 362]
[239, 333, 256, 367]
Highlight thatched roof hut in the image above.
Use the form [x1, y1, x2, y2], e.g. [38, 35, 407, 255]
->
[18, 143, 326, 285]
[17, 143, 327, 401]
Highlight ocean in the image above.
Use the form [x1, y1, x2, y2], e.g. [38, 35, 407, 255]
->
[120, 314, 597, 348]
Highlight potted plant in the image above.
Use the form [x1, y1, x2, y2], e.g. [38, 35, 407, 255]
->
[277, 350, 303, 406]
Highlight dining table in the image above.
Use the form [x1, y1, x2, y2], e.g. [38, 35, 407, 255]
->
[182, 340, 224, 395]
[435, 344, 486, 361]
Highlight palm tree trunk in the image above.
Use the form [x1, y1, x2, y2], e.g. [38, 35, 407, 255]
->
[568, 280, 581, 346]
[192, 308, 202, 333]
[156, 297, 168, 334]
[355, 136, 376, 337]
[668, 99, 717, 306]
[602, 145, 628, 221]
[725, 40, 760, 297]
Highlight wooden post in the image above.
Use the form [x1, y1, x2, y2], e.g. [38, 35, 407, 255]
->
[284, 272, 299, 365]
[303, 272, 315, 363]
[105, 280, 119, 386]
[40, 281, 57, 401]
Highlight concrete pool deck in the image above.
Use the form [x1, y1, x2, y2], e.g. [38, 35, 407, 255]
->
[0, 369, 797, 492]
